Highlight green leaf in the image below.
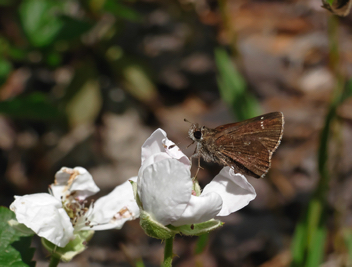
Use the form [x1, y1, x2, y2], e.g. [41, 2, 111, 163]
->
[19, 0, 64, 47]
[215, 47, 260, 121]
[0, 92, 62, 120]
[19, 0, 92, 47]
[306, 225, 327, 267]
[290, 200, 327, 267]
[8, 47, 27, 61]
[0, 58, 12, 85]
[135, 259, 146, 267]
[104, 0, 141, 22]
[0, 207, 35, 267]
[291, 215, 308, 266]
[46, 51, 62, 67]
[7, 220, 35, 236]
[54, 15, 93, 41]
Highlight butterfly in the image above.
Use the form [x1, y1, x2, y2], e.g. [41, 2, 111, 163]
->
[186, 112, 284, 178]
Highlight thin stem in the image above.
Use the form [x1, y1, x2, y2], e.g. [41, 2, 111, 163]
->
[290, 14, 344, 267]
[162, 237, 174, 267]
[48, 255, 60, 267]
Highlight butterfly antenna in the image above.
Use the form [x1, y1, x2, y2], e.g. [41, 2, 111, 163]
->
[184, 118, 193, 124]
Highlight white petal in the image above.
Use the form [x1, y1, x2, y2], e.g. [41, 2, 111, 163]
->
[141, 128, 190, 167]
[53, 167, 100, 201]
[141, 129, 168, 165]
[87, 179, 140, 230]
[202, 167, 256, 216]
[68, 167, 100, 199]
[90, 217, 132, 230]
[138, 152, 171, 178]
[49, 184, 66, 200]
[10, 193, 74, 247]
[171, 192, 222, 226]
[162, 138, 191, 166]
[138, 158, 192, 225]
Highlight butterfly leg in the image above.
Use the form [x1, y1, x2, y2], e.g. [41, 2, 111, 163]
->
[187, 140, 195, 149]
[218, 156, 238, 174]
[194, 155, 204, 178]
[187, 142, 203, 178]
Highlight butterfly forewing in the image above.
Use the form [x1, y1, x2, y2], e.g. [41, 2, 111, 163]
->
[213, 112, 284, 178]
[220, 140, 271, 178]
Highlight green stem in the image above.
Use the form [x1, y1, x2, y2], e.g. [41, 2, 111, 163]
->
[290, 15, 344, 267]
[162, 237, 174, 267]
[195, 233, 209, 254]
[48, 254, 60, 267]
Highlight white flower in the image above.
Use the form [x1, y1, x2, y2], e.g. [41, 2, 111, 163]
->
[10, 167, 139, 248]
[134, 128, 256, 235]
[50, 167, 100, 202]
[138, 159, 256, 227]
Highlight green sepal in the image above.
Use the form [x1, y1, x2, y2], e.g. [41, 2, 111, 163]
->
[139, 210, 177, 240]
[8, 219, 35, 235]
[173, 219, 223, 236]
[41, 230, 94, 262]
[192, 179, 202, 196]
[130, 180, 143, 208]
[131, 180, 177, 240]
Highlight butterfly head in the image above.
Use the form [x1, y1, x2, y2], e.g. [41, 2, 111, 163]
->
[188, 123, 206, 142]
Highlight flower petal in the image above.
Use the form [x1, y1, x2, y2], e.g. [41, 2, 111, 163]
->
[52, 167, 100, 201]
[171, 192, 222, 226]
[202, 167, 256, 216]
[86, 178, 140, 230]
[138, 158, 192, 226]
[10, 193, 74, 247]
[141, 128, 190, 167]
[162, 138, 191, 166]
[141, 129, 168, 165]
[138, 152, 171, 178]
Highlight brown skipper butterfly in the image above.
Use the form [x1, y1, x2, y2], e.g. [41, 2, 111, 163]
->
[186, 112, 284, 178]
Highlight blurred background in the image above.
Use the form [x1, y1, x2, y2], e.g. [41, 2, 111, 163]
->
[1, 0, 352, 266]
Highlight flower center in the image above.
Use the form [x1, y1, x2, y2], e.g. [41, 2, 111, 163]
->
[62, 198, 95, 231]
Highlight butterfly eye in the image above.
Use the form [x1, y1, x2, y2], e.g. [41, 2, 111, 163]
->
[194, 130, 202, 140]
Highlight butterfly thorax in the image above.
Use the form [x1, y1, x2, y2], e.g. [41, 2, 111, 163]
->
[189, 124, 221, 162]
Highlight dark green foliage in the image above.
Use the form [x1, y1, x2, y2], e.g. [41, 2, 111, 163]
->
[0, 207, 35, 267]
[0, 92, 62, 120]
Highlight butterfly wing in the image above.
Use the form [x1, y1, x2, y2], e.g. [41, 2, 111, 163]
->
[213, 112, 284, 178]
